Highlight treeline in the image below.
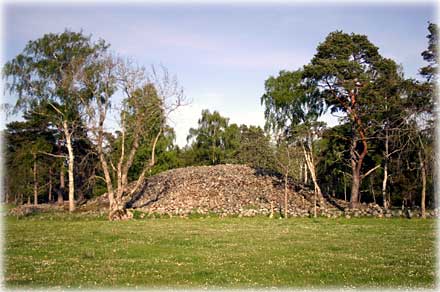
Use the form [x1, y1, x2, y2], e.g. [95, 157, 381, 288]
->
[3, 23, 437, 219]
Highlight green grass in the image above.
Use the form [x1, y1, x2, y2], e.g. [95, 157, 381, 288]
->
[4, 214, 437, 289]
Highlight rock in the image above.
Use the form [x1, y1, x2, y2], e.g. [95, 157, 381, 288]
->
[9, 205, 39, 217]
[8, 203, 64, 217]
[86, 164, 337, 217]
[83, 164, 424, 220]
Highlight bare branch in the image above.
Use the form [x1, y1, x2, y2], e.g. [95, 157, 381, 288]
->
[361, 164, 381, 179]
[38, 151, 67, 159]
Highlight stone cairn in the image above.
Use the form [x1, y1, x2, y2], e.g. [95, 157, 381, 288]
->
[84, 164, 438, 218]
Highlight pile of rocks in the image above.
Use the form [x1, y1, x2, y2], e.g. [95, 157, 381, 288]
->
[88, 164, 337, 217]
[84, 164, 438, 219]
[127, 164, 332, 217]
[8, 203, 64, 217]
[335, 202, 438, 219]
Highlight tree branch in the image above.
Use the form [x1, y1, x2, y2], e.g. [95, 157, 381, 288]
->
[361, 164, 381, 179]
[38, 151, 67, 158]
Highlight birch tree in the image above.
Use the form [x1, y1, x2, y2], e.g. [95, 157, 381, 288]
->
[82, 56, 186, 220]
[261, 69, 326, 204]
[3, 30, 108, 212]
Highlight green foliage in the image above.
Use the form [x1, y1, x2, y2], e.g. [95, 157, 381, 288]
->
[235, 125, 276, 170]
[261, 69, 324, 134]
[4, 106, 57, 203]
[313, 25, 437, 206]
[186, 109, 237, 165]
[4, 104, 102, 203]
[128, 126, 181, 180]
[184, 110, 276, 170]
[261, 68, 326, 191]
[111, 83, 168, 180]
[123, 84, 164, 140]
[4, 25, 438, 211]
[316, 124, 351, 194]
[420, 22, 438, 82]
[3, 30, 108, 121]
[303, 31, 397, 122]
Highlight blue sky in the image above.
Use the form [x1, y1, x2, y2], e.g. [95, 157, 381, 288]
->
[2, 2, 437, 146]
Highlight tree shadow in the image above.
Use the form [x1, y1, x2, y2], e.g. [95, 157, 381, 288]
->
[125, 178, 172, 209]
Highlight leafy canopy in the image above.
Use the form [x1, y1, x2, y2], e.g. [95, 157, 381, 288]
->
[3, 29, 109, 122]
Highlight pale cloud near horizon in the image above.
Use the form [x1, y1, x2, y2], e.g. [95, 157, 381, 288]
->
[205, 49, 310, 71]
[169, 90, 266, 147]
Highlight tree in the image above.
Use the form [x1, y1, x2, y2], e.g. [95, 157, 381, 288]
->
[128, 126, 180, 179]
[187, 110, 232, 165]
[303, 31, 398, 208]
[317, 123, 353, 201]
[261, 69, 326, 204]
[3, 30, 109, 212]
[397, 23, 437, 217]
[4, 107, 56, 205]
[420, 22, 438, 82]
[401, 22, 437, 218]
[223, 123, 241, 163]
[367, 60, 405, 209]
[274, 134, 302, 218]
[82, 56, 186, 220]
[236, 125, 275, 171]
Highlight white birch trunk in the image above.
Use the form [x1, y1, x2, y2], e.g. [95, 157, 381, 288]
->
[63, 121, 75, 212]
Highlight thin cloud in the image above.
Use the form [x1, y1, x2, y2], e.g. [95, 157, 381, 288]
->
[207, 50, 311, 70]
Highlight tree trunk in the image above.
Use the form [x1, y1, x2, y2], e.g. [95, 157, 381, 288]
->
[314, 192, 317, 218]
[108, 128, 163, 221]
[349, 127, 368, 209]
[302, 146, 324, 204]
[77, 188, 85, 205]
[382, 162, 389, 209]
[97, 136, 115, 210]
[343, 174, 347, 201]
[64, 122, 75, 212]
[419, 150, 426, 219]
[58, 163, 65, 206]
[382, 126, 389, 209]
[370, 176, 376, 204]
[284, 172, 288, 218]
[48, 167, 53, 202]
[108, 200, 132, 221]
[33, 153, 38, 206]
[350, 166, 361, 208]
[304, 162, 308, 184]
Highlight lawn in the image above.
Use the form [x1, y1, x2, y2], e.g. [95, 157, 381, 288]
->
[3, 213, 437, 289]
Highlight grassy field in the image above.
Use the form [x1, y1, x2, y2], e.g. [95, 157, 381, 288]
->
[3, 213, 437, 289]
